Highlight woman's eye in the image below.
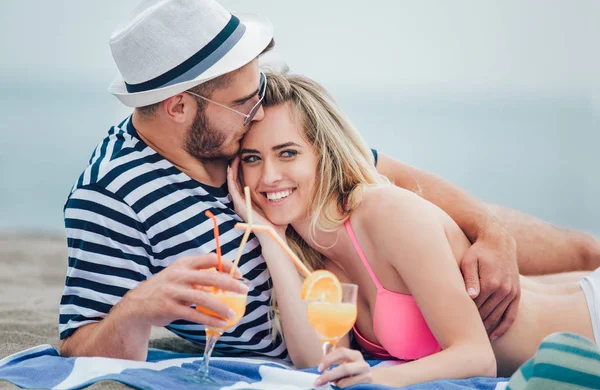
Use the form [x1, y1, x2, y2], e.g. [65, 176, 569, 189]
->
[241, 155, 260, 163]
[280, 150, 298, 158]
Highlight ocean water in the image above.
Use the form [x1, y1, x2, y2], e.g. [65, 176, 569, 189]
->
[1, 79, 598, 236]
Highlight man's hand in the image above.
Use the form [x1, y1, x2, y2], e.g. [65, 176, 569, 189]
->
[122, 254, 249, 328]
[60, 253, 249, 360]
[460, 223, 520, 341]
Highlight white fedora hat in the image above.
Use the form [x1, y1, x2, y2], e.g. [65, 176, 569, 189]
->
[108, 0, 273, 107]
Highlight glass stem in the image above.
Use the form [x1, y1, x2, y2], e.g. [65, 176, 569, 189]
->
[197, 331, 221, 379]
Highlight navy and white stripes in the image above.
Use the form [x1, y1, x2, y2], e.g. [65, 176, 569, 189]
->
[60, 116, 286, 358]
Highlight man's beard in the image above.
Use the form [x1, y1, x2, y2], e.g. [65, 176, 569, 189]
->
[184, 109, 240, 161]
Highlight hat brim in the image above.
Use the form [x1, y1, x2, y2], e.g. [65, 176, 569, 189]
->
[108, 13, 274, 108]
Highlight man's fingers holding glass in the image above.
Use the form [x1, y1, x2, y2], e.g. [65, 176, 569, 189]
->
[173, 287, 237, 320]
[172, 305, 228, 329]
[185, 269, 248, 294]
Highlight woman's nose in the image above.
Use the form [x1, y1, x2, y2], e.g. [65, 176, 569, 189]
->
[261, 159, 282, 185]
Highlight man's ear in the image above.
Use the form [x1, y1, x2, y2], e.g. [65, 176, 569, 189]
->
[163, 93, 194, 124]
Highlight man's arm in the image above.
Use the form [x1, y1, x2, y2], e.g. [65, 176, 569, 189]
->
[60, 186, 247, 360]
[376, 154, 495, 242]
[60, 296, 152, 360]
[487, 204, 600, 275]
[60, 255, 246, 360]
[375, 153, 520, 340]
[376, 153, 600, 275]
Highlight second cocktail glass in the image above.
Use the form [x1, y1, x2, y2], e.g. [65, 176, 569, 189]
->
[306, 282, 358, 356]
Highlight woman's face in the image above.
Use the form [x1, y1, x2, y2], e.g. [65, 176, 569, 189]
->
[240, 103, 318, 226]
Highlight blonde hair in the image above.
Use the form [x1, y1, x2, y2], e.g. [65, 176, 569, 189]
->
[259, 69, 389, 340]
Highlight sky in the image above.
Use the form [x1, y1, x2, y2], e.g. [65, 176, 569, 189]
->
[1, 0, 599, 96]
[0, 1, 598, 234]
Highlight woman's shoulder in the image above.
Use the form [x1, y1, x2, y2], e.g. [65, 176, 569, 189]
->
[353, 185, 441, 235]
[357, 185, 430, 215]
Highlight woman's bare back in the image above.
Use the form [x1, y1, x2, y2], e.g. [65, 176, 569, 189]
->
[491, 276, 593, 375]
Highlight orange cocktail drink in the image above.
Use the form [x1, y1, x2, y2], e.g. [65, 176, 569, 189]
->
[307, 301, 357, 345]
[196, 289, 248, 335]
[194, 276, 250, 381]
[301, 270, 359, 355]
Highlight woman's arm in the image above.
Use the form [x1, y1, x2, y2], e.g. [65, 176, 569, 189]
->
[318, 187, 496, 388]
[253, 233, 325, 367]
[227, 159, 323, 368]
[376, 153, 519, 340]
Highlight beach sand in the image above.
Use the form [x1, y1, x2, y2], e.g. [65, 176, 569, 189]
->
[0, 233, 204, 389]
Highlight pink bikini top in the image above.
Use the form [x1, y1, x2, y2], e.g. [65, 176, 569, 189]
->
[344, 218, 442, 361]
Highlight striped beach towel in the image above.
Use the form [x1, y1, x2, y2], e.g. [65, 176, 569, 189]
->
[507, 332, 600, 389]
[0, 344, 508, 389]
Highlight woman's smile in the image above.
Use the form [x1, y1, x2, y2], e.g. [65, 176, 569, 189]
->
[263, 188, 297, 204]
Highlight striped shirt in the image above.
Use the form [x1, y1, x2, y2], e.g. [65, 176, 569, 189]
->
[60, 116, 286, 357]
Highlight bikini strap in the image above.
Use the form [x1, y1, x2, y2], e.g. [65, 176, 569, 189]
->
[344, 218, 383, 289]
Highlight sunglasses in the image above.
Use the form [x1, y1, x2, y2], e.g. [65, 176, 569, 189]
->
[186, 71, 267, 126]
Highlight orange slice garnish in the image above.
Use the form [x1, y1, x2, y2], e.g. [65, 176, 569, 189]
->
[301, 270, 342, 303]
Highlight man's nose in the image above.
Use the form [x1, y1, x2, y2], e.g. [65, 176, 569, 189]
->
[251, 105, 265, 123]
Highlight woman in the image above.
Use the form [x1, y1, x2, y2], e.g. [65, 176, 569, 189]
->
[226, 70, 598, 388]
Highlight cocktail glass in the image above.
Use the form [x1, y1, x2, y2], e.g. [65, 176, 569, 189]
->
[306, 283, 358, 357]
[194, 277, 250, 381]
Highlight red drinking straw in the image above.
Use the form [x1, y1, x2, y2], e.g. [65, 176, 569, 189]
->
[204, 210, 223, 273]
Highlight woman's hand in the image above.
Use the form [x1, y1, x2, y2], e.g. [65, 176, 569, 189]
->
[313, 348, 373, 388]
[227, 157, 287, 236]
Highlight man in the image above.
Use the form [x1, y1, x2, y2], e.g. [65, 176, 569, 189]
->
[60, 0, 600, 360]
